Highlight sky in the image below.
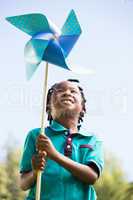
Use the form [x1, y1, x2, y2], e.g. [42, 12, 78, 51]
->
[0, 0, 133, 181]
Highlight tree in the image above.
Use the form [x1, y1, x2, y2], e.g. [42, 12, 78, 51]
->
[5, 147, 26, 200]
[121, 182, 133, 200]
[0, 146, 26, 200]
[0, 164, 9, 199]
[95, 152, 128, 200]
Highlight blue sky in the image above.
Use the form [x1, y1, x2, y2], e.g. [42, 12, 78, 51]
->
[0, 0, 133, 181]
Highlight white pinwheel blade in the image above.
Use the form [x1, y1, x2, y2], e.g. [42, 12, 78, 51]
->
[47, 18, 61, 36]
[69, 64, 96, 75]
[25, 39, 49, 80]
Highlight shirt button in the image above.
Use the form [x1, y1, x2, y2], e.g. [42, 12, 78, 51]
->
[65, 132, 68, 136]
[68, 138, 72, 141]
[67, 145, 71, 149]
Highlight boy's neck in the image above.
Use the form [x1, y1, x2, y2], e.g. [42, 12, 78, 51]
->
[54, 117, 79, 133]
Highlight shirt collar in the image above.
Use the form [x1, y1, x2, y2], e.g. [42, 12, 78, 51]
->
[50, 120, 67, 132]
[49, 120, 93, 137]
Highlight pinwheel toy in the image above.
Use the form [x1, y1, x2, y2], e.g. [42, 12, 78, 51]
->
[6, 9, 82, 200]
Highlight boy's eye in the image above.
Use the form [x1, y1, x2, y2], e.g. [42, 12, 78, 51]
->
[54, 88, 64, 93]
[71, 89, 78, 93]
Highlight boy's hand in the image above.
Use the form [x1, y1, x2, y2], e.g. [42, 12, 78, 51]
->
[31, 151, 47, 172]
[36, 135, 58, 160]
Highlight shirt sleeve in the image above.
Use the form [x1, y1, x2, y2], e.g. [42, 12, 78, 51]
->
[19, 130, 36, 173]
[85, 137, 104, 177]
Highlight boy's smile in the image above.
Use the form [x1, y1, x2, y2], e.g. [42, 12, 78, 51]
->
[61, 98, 74, 105]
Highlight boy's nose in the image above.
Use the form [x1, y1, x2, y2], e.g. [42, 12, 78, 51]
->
[62, 89, 71, 96]
[64, 89, 71, 94]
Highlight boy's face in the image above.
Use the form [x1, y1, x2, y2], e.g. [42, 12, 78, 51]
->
[50, 81, 83, 119]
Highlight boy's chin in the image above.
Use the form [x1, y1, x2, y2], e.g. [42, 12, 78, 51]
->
[57, 109, 79, 119]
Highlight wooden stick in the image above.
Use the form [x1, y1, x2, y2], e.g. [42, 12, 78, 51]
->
[35, 62, 49, 200]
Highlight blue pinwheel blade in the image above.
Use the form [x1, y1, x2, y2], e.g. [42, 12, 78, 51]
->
[24, 39, 49, 80]
[58, 35, 80, 57]
[43, 39, 69, 70]
[6, 14, 52, 36]
[59, 10, 82, 57]
[61, 9, 82, 36]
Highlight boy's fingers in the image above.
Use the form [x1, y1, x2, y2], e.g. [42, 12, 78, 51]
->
[32, 154, 46, 171]
[41, 151, 47, 157]
[38, 134, 48, 140]
[36, 136, 49, 151]
[37, 138, 49, 144]
[38, 151, 47, 159]
[39, 158, 46, 170]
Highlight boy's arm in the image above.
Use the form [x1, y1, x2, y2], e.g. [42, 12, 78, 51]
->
[20, 170, 37, 191]
[53, 151, 98, 184]
[20, 151, 46, 191]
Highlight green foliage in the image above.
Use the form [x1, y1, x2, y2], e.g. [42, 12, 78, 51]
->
[0, 147, 26, 200]
[95, 153, 133, 200]
[121, 183, 133, 200]
[0, 164, 9, 199]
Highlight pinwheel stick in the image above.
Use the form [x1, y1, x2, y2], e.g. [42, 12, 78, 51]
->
[36, 62, 49, 200]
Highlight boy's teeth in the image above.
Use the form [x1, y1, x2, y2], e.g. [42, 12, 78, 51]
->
[63, 99, 72, 103]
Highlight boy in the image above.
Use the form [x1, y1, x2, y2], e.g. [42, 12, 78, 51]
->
[19, 79, 104, 200]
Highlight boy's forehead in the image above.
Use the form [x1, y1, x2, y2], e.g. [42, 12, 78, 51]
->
[55, 81, 79, 89]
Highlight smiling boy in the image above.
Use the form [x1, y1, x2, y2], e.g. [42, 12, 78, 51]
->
[19, 79, 104, 200]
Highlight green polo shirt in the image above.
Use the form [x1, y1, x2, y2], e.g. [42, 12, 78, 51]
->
[20, 120, 104, 200]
